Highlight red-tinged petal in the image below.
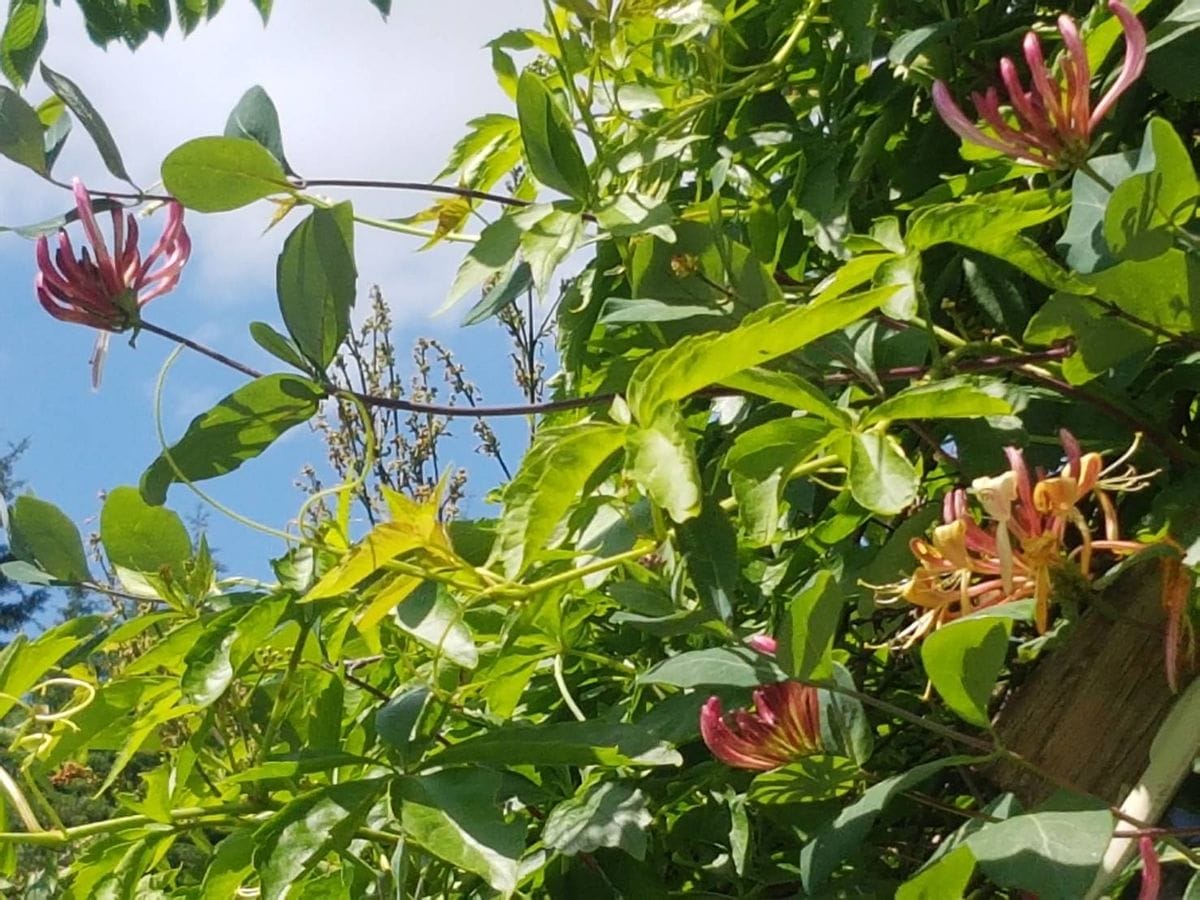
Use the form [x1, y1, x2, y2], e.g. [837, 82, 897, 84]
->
[998, 57, 1057, 148]
[1138, 835, 1161, 900]
[1022, 31, 1067, 135]
[700, 697, 781, 770]
[932, 81, 1029, 160]
[71, 178, 116, 281]
[1090, 1, 1147, 131]
[973, 88, 1056, 164]
[1057, 14, 1092, 140]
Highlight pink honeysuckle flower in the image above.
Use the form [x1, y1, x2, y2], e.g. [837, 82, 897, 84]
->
[1138, 834, 1161, 900]
[931, 1, 1146, 169]
[745, 634, 778, 656]
[35, 178, 191, 388]
[700, 680, 822, 771]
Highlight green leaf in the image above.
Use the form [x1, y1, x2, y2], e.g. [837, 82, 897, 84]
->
[921, 615, 1012, 728]
[444, 212, 521, 310]
[249, 321, 311, 372]
[462, 260, 531, 326]
[36, 92, 68, 169]
[224, 84, 293, 174]
[200, 829, 255, 900]
[161, 135, 291, 212]
[520, 204, 585, 296]
[865, 377, 1013, 425]
[516, 70, 590, 200]
[0, 616, 103, 722]
[820, 664, 875, 767]
[595, 193, 676, 241]
[393, 583, 477, 669]
[39, 62, 129, 183]
[907, 203, 1089, 293]
[721, 368, 851, 427]
[896, 846, 976, 900]
[0, 0, 46, 87]
[100, 486, 191, 574]
[628, 288, 896, 422]
[1104, 118, 1199, 260]
[398, 768, 523, 896]
[626, 404, 701, 523]
[253, 779, 384, 900]
[724, 416, 833, 542]
[780, 570, 843, 681]
[276, 203, 357, 370]
[543, 781, 652, 860]
[140, 374, 326, 505]
[749, 756, 859, 805]
[677, 500, 740, 623]
[182, 600, 283, 708]
[846, 431, 918, 515]
[428, 721, 682, 768]
[965, 795, 1113, 900]
[491, 422, 626, 578]
[800, 756, 981, 892]
[376, 685, 432, 766]
[1024, 293, 1155, 385]
[0, 84, 46, 173]
[1085, 249, 1200, 339]
[7, 495, 89, 582]
[640, 647, 785, 689]
[1057, 152, 1137, 274]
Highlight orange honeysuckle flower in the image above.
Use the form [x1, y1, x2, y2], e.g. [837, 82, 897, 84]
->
[879, 431, 1161, 643]
[932, 1, 1146, 169]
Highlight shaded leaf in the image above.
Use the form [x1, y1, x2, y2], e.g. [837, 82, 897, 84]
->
[253, 780, 385, 900]
[224, 84, 292, 174]
[39, 62, 129, 182]
[516, 69, 590, 200]
[7, 494, 89, 582]
[140, 375, 325, 505]
[276, 203, 357, 370]
[543, 781, 652, 860]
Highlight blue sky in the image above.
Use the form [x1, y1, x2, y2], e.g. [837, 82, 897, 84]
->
[2, 0, 542, 582]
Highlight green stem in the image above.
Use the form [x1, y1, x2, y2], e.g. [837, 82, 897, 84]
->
[257, 618, 312, 767]
[0, 804, 260, 846]
[541, 0, 603, 153]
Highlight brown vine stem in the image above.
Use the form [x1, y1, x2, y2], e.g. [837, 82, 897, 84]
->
[137, 319, 1080, 421]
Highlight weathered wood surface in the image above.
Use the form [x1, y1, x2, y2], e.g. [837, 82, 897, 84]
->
[989, 568, 1186, 806]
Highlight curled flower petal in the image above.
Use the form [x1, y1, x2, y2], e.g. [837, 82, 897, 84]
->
[700, 682, 823, 771]
[932, 2, 1146, 169]
[34, 179, 191, 388]
[1090, 1, 1147, 130]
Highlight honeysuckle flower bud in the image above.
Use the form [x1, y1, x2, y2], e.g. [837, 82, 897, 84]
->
[700, 680, 822, 771]
[932, 1, 1146, 169]
[745, 634, 778, 656]
[35, 178, 191, 388]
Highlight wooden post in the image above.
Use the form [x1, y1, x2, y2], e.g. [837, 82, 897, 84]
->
[989, 568, 1185, 805]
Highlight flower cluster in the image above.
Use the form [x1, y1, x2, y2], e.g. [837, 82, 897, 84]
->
[879, 431, 1155, 645]
[932, 1, 1146, 169]
[699, 635, 825, 771]
[35, 178, 190, 386]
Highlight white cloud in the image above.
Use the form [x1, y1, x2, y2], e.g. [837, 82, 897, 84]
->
[7, 0, 540, 322]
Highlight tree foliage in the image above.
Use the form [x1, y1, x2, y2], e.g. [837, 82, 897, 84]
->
[2, 0, 1200, 897]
